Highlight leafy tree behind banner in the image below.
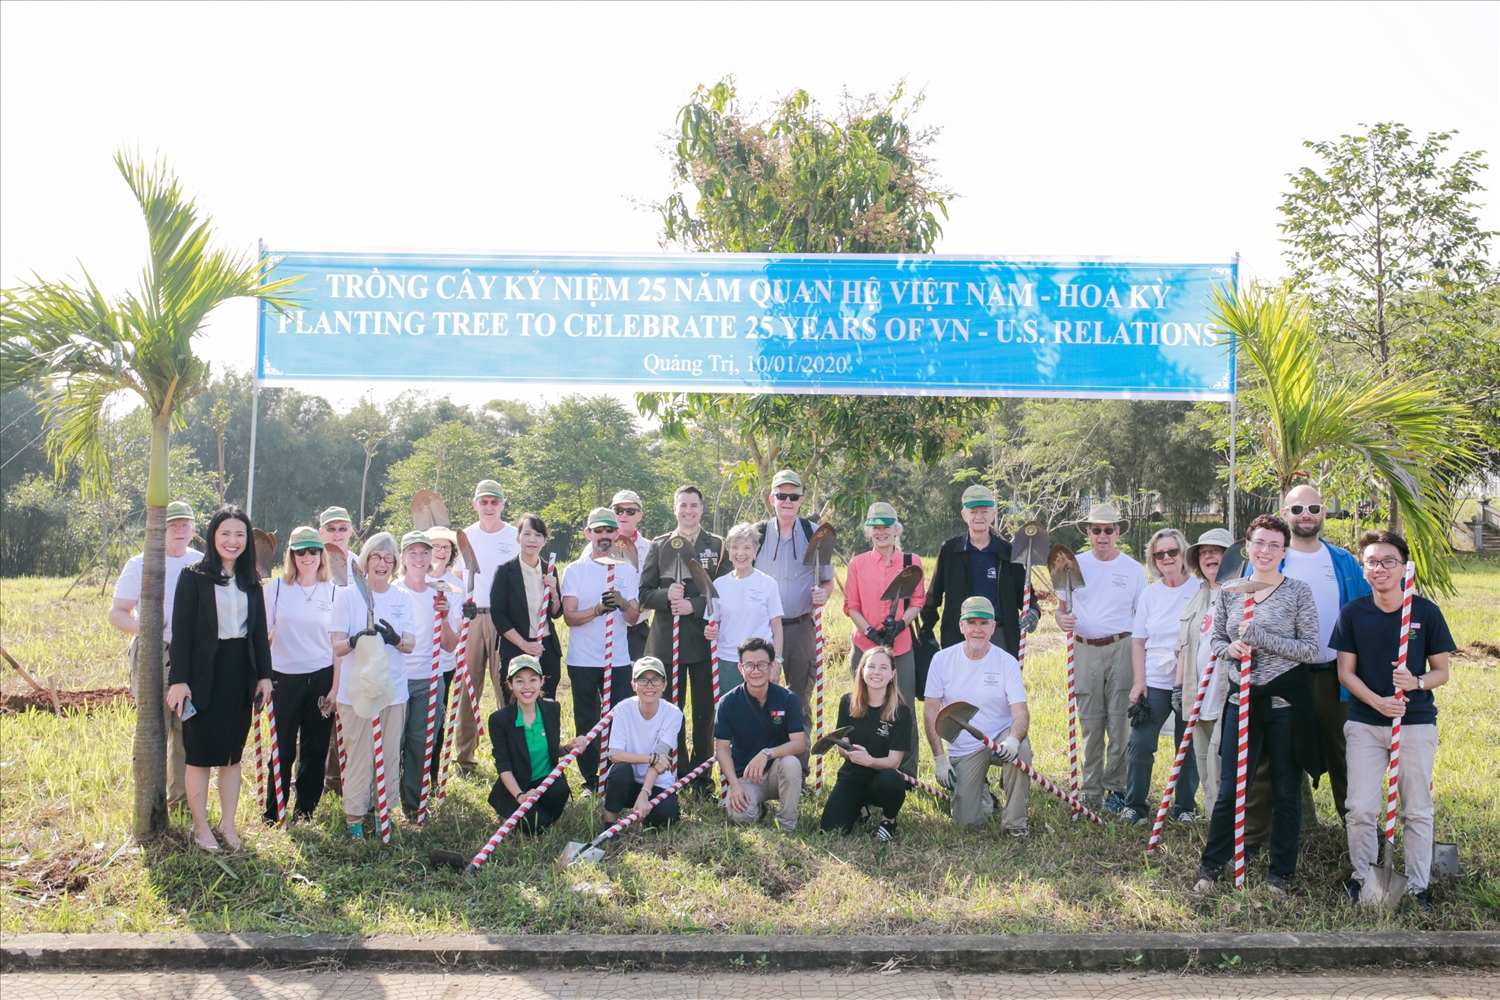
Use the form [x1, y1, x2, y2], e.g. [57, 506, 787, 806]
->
[639, 78, 991, 511]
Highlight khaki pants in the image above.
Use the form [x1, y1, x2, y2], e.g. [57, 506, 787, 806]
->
[778, 616, 817, 771]
[1346, 720, 1438, 893]
[455, 612, 499, 770]
[1196, 717, 1221, 825]
[1073, 637, 1131, 798]
[335, 701, 406, 819]
[129, 639, 187, 807]
[950, 730, 1031, 830]
[725, 755, 802, 831]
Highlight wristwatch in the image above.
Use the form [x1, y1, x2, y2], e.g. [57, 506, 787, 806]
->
[762, 748, 775, 762]
[1417, 676, 1425, 691]
[775, 655, 785, 664]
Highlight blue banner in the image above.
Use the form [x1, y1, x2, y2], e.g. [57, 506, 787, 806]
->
[256, 252, 1237, 399]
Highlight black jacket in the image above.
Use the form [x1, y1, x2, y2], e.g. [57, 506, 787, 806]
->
[489, 555, 563, 662]
[168, 564, 273, 709]
[488, 699, 568, 811]
[919, 533, 1025, 657]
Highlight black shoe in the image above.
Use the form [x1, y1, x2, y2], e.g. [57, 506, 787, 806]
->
[874, 819, 897, 842]
[1409, 888, 1433, 913]
[1341, 879, 1361, 904]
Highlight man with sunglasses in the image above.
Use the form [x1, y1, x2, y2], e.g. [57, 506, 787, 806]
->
[609, 490, 653, 660]
[753, 470, 834, 772]
[1054, 503, 1146, 813]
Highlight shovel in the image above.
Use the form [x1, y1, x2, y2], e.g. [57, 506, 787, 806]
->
[1046, 543, 1086, 805]
[253, 529, 277, 581]
[809, 726, 855, 756]
[411, 489, 451, 532]
[803, 521, 837, 794]
[662, 539, 692, 704]
[560, 756, 716, 866]
[1215, 541, 1250, 587]
[1369, 561, 1417, 909]
[1009, 521, 1049, 669]
[326, 543, 349, 587]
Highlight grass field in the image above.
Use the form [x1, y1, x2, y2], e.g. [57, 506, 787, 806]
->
[2, 555, 1497, 936]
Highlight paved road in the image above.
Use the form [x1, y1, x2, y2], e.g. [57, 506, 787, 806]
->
[0, 970, 1491, 999]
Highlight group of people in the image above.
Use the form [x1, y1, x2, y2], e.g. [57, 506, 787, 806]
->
[109, 478, 1454, 910]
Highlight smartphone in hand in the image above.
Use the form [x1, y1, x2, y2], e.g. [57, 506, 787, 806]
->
[178, 698, 197, 721]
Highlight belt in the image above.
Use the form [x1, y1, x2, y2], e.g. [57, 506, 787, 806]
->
[474, 606, 490, 613]
[783, 613, 814, 625]
[1079, 631, 1130, 647]
[1309, 659, 1337, 670]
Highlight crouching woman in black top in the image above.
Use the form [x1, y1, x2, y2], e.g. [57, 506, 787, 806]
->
[487, 655, 572, 833]
[819, 645, 914, 841]
[166, 506, 273, 852]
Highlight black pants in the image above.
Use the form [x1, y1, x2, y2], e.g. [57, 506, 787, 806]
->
[1200, 701, 1302, 883]
[567, 664, 633, 786]
[1309, 665, 1349, 818]
[429, 670, 454, 786]
[674, 659, 715, 786]
[603, 762, 680, 827]
[264, 666, 335, 821]
[488, 773, 571, 834]
[627, 622, 650, 662]
[819, 768, 907, 832]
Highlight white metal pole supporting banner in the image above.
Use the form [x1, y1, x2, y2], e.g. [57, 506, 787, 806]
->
[245, 238, 263, 518]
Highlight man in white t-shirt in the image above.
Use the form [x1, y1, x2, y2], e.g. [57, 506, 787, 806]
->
[1054, 503, 1146, 813]
[924, 597, 1032, 834]
[562, 507, 642, 790]
[602, 657, 686, 828]
[109, 500, 202, 809]
[454, 478, 521, 776]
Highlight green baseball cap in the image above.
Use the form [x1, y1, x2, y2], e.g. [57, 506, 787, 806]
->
[961, 484, 997, 508]
[319, 506, 352, 526]
[400, 530, 432, 551]
[506, 654, 544, 679]
[864, 501, 898, 526]
[632, 656, 667, 680]
[165, 500, 195, 523]
[771, 470, 803, 490]
[586, 507, 619, 529]
[474, 479, 506, 500]
[288, 525, 324, 550]
[959, 595, 996, 620]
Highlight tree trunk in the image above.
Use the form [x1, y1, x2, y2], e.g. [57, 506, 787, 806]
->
[132, 416, 171, 838]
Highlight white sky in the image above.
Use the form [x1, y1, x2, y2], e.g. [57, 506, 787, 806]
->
[3, 0, 1496, 412]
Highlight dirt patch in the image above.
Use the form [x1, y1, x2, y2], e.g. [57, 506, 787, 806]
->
[0, 843, 109, 900]
[0, 686, 132, 714]
[1456, 640, 1500, 664]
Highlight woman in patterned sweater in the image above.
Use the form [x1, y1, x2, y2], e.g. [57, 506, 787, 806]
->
[1192, 514, 1322, 895]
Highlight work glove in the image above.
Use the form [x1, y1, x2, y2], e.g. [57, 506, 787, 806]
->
[864, 626, 885, 646]
[461, 599, 478, 621]
[933, 753, 955, 790]
[600, 589, 622, 611]
[1171, 685, 1184, 717]
[1020, 608, 1040, 634]
[990, 736, 1021, 766]
[1127, 693, 1154, 729]
[375, 618, 401, 647]
[878, 616, 903, 647]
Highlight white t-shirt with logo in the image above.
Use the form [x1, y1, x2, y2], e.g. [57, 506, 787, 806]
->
[1194, 600, 1224, 722]
[923, 643, 1027, 758]
[463, 521, 520, 610]
[607, 696, 684, 789]
[265, 578, 337, 674]
[333, 584, 416, 709]
[114, 548, 203, 643]
[713, 568, 785, 662]
[396, 579, 464, 682]
[1071, 550, 1147, 640]
[561, 553, 640, 667]
[1132, 576, 1202, 689]
[1281, 544, 1340, 663]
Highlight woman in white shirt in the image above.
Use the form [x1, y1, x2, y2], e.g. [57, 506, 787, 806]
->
[1176, 528, 1232, 825]
[395, 530, 460, 819]
[1122, 528, 1201, 825]
[262, 526, 339, 824]
[703, 523, 784, 694]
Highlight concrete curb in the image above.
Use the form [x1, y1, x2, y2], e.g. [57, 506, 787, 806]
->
[3, 931, 1498, 972]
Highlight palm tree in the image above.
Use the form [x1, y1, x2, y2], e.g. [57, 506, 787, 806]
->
[1211, 283, 1478, 593]
[1, 151, 300, 836]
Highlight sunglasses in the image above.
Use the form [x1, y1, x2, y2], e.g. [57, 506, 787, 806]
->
[1089, 526, 1117, 536]
[1286, 504, 1324, 515]
[612, 507, 641, 516]
[773, 492, 802, 502]
[1152, 547, 1181, 560]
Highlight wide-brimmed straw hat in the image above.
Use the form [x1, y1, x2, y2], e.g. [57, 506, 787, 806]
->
[1185, 527, 1235, 577]
[1075, 502, 1129, 533]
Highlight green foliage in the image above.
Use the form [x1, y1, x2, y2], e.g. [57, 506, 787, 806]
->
[378, 420, 504, 538]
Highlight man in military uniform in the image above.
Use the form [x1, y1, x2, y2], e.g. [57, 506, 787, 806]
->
[639, 484, 730, 788]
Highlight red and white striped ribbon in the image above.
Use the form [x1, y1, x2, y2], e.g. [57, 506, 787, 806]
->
[416, 593, 444, 827]
[371, 714, 392, 843]
[1233, 593, 1255, 890]
[266, 698, 286, 829]
[598, 563, 616, 796]
[1383, 562, 1416, 856]
[1146, 653, 1216, 855]
[813, 605, 826, 796]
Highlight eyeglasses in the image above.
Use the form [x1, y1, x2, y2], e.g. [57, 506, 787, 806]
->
[635, 675, 666, 687]
[613, 507, 641, 517]
[367, 552, 395, 563]
[1247, 538, 1285, 551]
[1089, 526, 1117, 536]
[1152, 547, 1181, 560]
[773, 493, 802, 502]
[740, 659, 772, 672]
[1362, 557, 1404, 570]
[1286, 504, 1324, 516]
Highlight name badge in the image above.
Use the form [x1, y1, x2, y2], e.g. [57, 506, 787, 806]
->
[770, 710, 786, 725]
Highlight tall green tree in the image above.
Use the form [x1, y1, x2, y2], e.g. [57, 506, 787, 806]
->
[1210, 283, 1478, 592]
[639, 78, 990, 508]
[377, 421, 503, 538]
[0, 152, 299, 837]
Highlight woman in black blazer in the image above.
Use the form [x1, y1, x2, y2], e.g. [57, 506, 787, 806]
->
[487, 656, 572, 832]
[489, 513, 563, 699]
[166, 506, 273, 852]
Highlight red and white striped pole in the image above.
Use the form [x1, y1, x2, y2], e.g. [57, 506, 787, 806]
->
[253, 702, 265, 803]
[536, 553, 556, 639]
[1382, 562, 1416, 871]
[468, 711, 614, 872]
[1017, 574, 1032, 671]
[1146, 653, 1216, 855]
[266, 698, 286, 829]
[900, 771, 951, 801]
[1233, 594, 1255, 890]
[588, 756, 716, 846]
[959, 724, 1104, 824]
[598, 563, 616, 796]
[812, 603, 826, 796]
[371, 714, 392, 844]
[671, 612, 681, 705]
[416, 593, 444, 827]
[455, 618, 484, 738]
[334, 708, 348, 779]
[1062, 588, 1080, 813]
[434, 671, 461, 807]
[710, 611, 727, 804]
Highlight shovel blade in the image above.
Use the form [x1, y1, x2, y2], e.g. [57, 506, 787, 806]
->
[1010, 521, 1050, 567]
[326, 545, 349, 587]
[411, 489, 450, 532]
[881, 565, 924, 602]
[1215, 542, 1250, 587]
[1046, 543, 1085, 594]
[687, 557, 719, 603]
[559, 841, 588, 865]
[455, 529, 480, 595]
[559, 840, 606, 867]
[803, 522, 837, 566]
[810, 725, 855, 756]
[935, 701, 981, 744]
[253, 529, 277, 581]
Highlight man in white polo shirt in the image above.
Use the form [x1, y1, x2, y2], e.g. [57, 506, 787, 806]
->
[924, 596, 1031, 834]
[454, 479, 521, 777]
[1054, 503, 1146, 814]
[108, 500, 202, 810]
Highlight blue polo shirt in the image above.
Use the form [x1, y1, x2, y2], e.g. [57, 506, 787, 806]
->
[713, 681, 805, 774]
[964, 534, 1002, 608]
